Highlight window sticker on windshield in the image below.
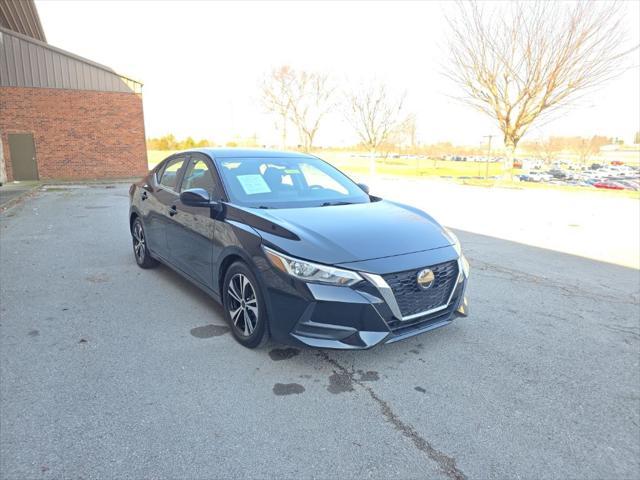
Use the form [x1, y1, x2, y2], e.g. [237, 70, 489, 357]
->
[284, 169, 300, 174]
[237, 174, 271, 195]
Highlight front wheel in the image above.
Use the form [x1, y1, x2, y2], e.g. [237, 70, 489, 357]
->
[222, 261, 269, 348]
[131, 218, 158, 269]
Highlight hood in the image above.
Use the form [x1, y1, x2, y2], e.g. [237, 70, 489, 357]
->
[231, 200, 454, 264]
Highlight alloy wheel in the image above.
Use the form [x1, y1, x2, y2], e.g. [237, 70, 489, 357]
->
[227, 273, 259, 336]
[133, 222, 146, 263]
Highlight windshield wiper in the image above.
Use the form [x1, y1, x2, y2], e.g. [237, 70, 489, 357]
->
[320, 201, 354, 207]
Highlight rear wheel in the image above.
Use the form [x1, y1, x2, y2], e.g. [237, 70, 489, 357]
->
[222, 261, 269, 348]
[132, 218, 158, 269]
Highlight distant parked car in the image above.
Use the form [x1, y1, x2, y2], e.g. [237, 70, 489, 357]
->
[612, 166, 636, 177]
[572, 181, 595, 188]
[615, 180, 639, 191]
[593, 181, 624, 190]
[547, 169, 567, 179]
[519, 172, 552, 182]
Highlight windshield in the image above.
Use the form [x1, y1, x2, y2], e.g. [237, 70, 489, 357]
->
[214, 156, 370, 209]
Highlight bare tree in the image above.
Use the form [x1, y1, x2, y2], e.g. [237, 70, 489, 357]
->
[526, 137, 564, 165]
[287, 71, 336, 152]
[261, 66, 295, 149]
[392, 113, 418, 152]
[344, 82, 406, 175]
[571, 136, 608, 166]
[262, 67, 335, 151]
[445, 1, 636, 175]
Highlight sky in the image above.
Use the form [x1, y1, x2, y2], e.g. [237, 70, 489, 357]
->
[36, 0, 640, 147]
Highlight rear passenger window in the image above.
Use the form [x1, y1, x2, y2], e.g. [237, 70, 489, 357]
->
[159, 157, 184, 191]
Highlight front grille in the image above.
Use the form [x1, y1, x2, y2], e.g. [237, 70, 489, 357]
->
[382, 260, 459, 318]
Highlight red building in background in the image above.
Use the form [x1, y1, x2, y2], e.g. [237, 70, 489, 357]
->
[0, 0, 147, 182]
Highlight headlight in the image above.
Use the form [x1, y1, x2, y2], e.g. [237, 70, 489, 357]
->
[445, 228, 469, 276]
[263, 246, 363, 286]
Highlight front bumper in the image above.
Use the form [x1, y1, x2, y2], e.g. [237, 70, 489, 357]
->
[260, 246, 470, 349]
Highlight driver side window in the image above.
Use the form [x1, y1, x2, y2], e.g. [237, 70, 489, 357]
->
[180, 158, 216, 197]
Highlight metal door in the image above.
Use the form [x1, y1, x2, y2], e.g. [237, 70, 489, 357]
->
[8, 134, 39, 181]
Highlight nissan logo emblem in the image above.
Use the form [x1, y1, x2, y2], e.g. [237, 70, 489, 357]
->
[417, 268, 435, 289]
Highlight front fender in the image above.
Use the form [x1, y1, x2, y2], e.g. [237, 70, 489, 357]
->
[213, 219, 264, 294]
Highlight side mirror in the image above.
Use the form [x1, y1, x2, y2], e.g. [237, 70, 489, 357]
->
[357, 183, 370, 194]
[180, 188, 211, 207]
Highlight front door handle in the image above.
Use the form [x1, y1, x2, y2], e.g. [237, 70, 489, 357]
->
[141, 191, 148, 201]
[168, 205, 177, 217]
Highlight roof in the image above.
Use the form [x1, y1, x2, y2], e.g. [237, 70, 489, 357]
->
[0, 0, 46, 42]
[0, 26, 142, 93]
[188, 148, 315, 159]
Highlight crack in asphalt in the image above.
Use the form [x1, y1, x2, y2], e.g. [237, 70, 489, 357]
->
[317, 351, 467, 480]
[602, 324, 640, 340]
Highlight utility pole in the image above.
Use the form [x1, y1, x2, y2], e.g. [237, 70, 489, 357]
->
[483, 135, 494, 180]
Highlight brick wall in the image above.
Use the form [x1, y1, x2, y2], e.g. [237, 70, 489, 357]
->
[0, 86, 148, 181]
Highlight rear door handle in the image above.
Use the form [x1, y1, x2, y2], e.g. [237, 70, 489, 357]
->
[168, 205, 177, 217]
[141, 191, 148, 201]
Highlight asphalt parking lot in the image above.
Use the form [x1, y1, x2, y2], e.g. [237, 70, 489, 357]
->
[1, 184, 639, 480]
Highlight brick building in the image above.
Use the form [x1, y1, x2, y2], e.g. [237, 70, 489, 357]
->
[0, 0, 147, 182]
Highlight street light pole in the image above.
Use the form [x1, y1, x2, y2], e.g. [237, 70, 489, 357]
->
[483, 135, 494, 180]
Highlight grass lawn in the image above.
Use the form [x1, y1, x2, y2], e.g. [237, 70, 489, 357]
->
[318, 152, 504, 178]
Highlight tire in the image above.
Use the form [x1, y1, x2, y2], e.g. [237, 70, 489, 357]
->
[222, 261, 269, 348]
[131, 217, 158, 269]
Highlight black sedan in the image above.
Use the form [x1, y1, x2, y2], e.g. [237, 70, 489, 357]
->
[129, 149, 469, 349]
